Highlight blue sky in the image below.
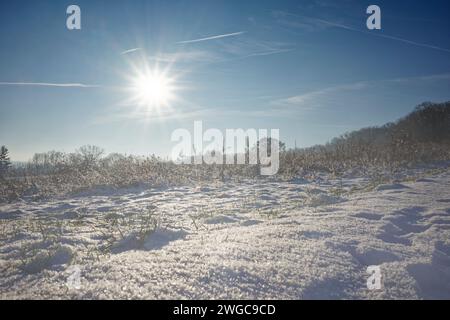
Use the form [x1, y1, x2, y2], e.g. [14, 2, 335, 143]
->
[1, 0, 449, 161]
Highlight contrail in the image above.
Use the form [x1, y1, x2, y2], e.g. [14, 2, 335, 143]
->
[120, 48, 142, 55]
[282, 12, 450, 53]
[177, 31, 246, 44]
[242, 48, 294, 58]
[368, 32, 450, 53]
[0, 82, 101, 88]
[314, 16, 450, 53]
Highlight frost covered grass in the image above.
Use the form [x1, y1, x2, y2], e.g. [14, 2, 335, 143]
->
[1, 163, 450, 299]
[1, 102, 449, 298]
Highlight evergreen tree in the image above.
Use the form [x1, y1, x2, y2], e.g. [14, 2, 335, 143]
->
[0, 146, 11, 176]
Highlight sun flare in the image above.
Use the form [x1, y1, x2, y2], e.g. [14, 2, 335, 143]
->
[131, 69, 176, 109]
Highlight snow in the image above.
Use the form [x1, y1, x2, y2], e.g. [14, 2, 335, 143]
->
[1, 166, 450, 299]
[376, 183, 410, 191]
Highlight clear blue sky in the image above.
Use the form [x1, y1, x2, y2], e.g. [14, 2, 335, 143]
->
[1, 0, 449, 161]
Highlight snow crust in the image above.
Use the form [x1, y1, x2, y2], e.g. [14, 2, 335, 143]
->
[1, 167, 450, 299]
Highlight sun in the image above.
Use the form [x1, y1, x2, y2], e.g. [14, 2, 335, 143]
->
[131, 69, 176, 109]
[122, 56, 185, 118]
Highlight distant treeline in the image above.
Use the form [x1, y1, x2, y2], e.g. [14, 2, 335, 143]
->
[281, 101, 450, 175]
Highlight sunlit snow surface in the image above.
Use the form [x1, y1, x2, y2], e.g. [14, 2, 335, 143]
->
[1, 167, 450, 299]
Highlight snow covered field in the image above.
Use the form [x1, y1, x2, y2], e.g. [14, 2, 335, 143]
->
[1, 166, 450, 299]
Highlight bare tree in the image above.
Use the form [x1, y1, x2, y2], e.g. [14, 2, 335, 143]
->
[76, 145, 104, 169]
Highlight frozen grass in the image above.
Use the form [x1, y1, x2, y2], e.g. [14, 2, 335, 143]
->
[1, 164, 450, 299]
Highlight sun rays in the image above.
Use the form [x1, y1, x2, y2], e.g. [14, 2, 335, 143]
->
[121, 55, 184, 120]
[131, 69, 175, 109]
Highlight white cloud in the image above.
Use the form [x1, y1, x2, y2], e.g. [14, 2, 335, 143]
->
[0, 82, 101, 88]
[273, 10, 331, 32]
[176, 31, 246, 44]
[273, 73, 450, 108]
[276, 82, 369, 107]
[217, 38, 295, 61]
[148, 50, 220, 64]
[120, 48, 142, 55]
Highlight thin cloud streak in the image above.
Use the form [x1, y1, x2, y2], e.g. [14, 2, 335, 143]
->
[0, 82, 101, 88]
[277, 82, 369, 106]
[372, 33, 450, 53]
[274, 73, 450, 107]
[278, 11, 450, 53]
[240, 48, 294, 59]
[148, 50, 220, 63]
[120, 48, 142, 55]
[215, 48, 294, 64]
[177, 31, 246, 44]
